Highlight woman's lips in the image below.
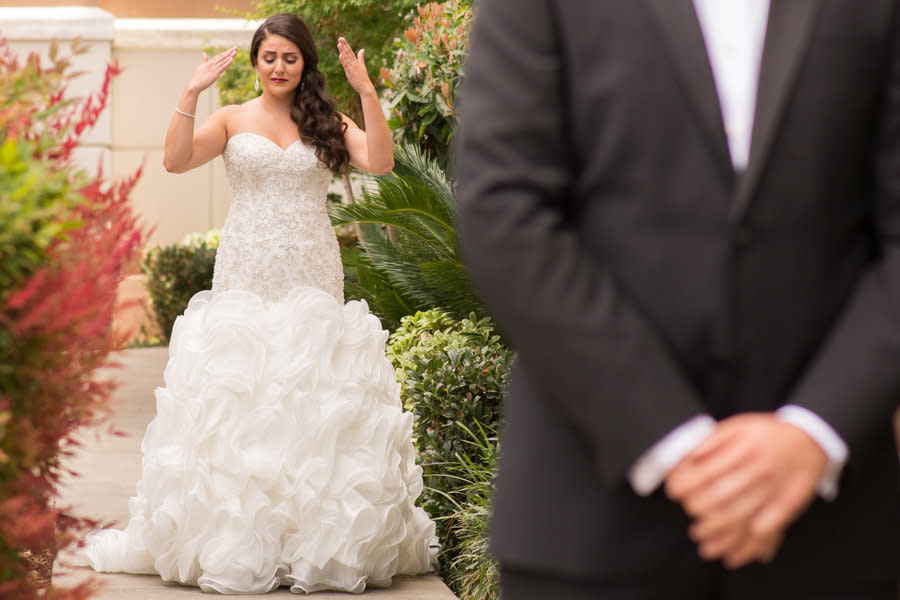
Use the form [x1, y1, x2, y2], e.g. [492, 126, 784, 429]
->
[271, 78, 288, 83]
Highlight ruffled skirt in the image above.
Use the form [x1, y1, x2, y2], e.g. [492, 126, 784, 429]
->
[77, 287, 438, 594]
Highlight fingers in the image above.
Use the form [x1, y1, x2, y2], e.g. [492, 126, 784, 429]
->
[337, 37, 354, 62]
[695, 523, 746, 561]
[666, 427, 748, 505]
[750, 476, 817, 538]
[189, 46, 236, 92]
[681, 447, 773, 519]
[707, 476, 810, 569]
[337, 37, 374, 95]
[338, 38, 366, 68]
[214, 47, 237, 68]
[688, 481, 776, 565]
[721, 530, 783, 570]
[688, 481, 771, 544]
[207, 47, 236, 78]
[665, 414, 827, 570]
[203, 47, 235, 66]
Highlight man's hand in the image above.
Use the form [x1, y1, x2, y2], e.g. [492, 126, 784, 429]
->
[665, 413, 828, 568]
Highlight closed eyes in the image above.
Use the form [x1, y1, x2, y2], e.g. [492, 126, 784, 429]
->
[262, 53, 298, 64]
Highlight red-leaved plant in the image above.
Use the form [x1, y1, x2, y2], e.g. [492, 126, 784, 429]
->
[0, 38, 146, 598]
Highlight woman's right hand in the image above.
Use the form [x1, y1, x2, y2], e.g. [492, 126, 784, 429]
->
[187, 47, 238, 93]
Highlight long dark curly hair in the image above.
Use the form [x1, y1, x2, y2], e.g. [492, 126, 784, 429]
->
[250, 14, 350, 174]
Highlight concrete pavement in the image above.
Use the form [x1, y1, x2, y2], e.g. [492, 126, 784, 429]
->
[54, 347, 456, 599]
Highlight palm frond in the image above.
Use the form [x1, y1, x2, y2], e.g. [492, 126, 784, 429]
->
[330, 142, 486, 328]
[339, 245, 417, 329]
[392, 142, 455, 206]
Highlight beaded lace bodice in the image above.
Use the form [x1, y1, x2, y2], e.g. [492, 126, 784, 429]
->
[213, 132, 343, 303]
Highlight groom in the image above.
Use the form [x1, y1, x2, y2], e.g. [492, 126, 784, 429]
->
[455, 1, 900, 598]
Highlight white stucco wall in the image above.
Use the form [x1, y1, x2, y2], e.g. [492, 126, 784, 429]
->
[0, 9, 257, 245]
[111, 18, 257, 244]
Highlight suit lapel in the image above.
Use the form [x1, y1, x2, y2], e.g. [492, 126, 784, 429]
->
[731, 0, 823, 221]
[642, 0, 732, 178]
[643, 0, 824, 220]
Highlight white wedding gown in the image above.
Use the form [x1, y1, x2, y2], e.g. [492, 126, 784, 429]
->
[77, 132, 438, 594]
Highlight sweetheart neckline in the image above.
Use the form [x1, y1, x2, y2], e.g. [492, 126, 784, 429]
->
[228, 131, 303, 152]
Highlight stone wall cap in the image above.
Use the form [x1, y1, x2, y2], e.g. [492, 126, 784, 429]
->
[0, 7, 115, 41]
[114, 18, 260, 50]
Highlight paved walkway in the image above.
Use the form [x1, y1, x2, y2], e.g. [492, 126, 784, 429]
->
[54, 347, 456, 599]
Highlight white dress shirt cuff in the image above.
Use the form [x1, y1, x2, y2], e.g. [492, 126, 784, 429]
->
[776, 404, 848, 501]
[628, 415, 717, 496]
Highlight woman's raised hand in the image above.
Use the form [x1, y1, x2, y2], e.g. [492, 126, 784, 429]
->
[188, 47, 238, 93]
[338, 37, 375, 96]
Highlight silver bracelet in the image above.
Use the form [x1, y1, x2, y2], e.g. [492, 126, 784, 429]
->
[174, 107, 196, 119]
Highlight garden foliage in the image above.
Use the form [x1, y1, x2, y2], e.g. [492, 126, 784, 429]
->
[386, 309, 510, 588]
[329, 142, 482, 329]
[442, 421, 500, 600]
[217, 0, 420, 119]
[382, 0, 472, 165]
[142, 230, 219, 342]
[0, 40, 146, 597]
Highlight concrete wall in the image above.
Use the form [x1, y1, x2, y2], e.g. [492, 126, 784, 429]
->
[111, 17, 256, 244]
[0, 8, 257, 245]
[0, 0, 255, 18]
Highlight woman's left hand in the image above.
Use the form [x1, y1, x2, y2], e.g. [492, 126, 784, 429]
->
[338, 37, 375, 96]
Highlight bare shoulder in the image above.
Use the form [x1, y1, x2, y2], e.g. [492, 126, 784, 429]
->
[214, 103, 248, 134]
[339, 112, 362, 136]
[221, 99, 264, 135]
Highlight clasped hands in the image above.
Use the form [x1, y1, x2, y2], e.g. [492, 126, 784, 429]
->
[664, 413, 829, 569]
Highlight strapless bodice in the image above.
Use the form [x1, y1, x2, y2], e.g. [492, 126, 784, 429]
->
[212, 132, 343, 303]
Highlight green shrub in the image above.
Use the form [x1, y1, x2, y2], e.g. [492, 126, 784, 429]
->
[385, 307, 455, 369]
[382, 0, 473, 164]
[141, 230, 219, 342]
[386, 309, 511, 570]
[444, 422, 500, 600]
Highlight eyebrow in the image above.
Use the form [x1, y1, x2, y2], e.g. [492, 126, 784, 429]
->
[262, 50, 299, 56]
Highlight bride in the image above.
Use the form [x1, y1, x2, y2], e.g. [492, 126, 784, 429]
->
[77, 13, 438, 594]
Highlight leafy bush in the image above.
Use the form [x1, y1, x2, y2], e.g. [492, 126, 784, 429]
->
[385, 307, 455, 367]
[382, 0, 472, 164]
[0, 40, 146, 597]
[142, 230, 219, 342]
[386, 309, 511, 570]
[330, 142, 483, 329]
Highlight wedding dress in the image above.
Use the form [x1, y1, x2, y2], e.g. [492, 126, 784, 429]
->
[77, 132, 438, 594]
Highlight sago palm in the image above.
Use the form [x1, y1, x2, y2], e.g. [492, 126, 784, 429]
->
[328, 143, 483, 329]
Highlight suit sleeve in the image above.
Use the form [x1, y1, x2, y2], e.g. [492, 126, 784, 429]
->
[454, 0, 707, 486]
[785, 8, 900, 462]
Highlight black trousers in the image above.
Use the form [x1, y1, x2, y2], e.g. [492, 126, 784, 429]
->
[500, 565, 898, 600]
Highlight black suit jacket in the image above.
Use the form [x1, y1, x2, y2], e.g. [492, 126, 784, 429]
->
[455, 0, 900, 584]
